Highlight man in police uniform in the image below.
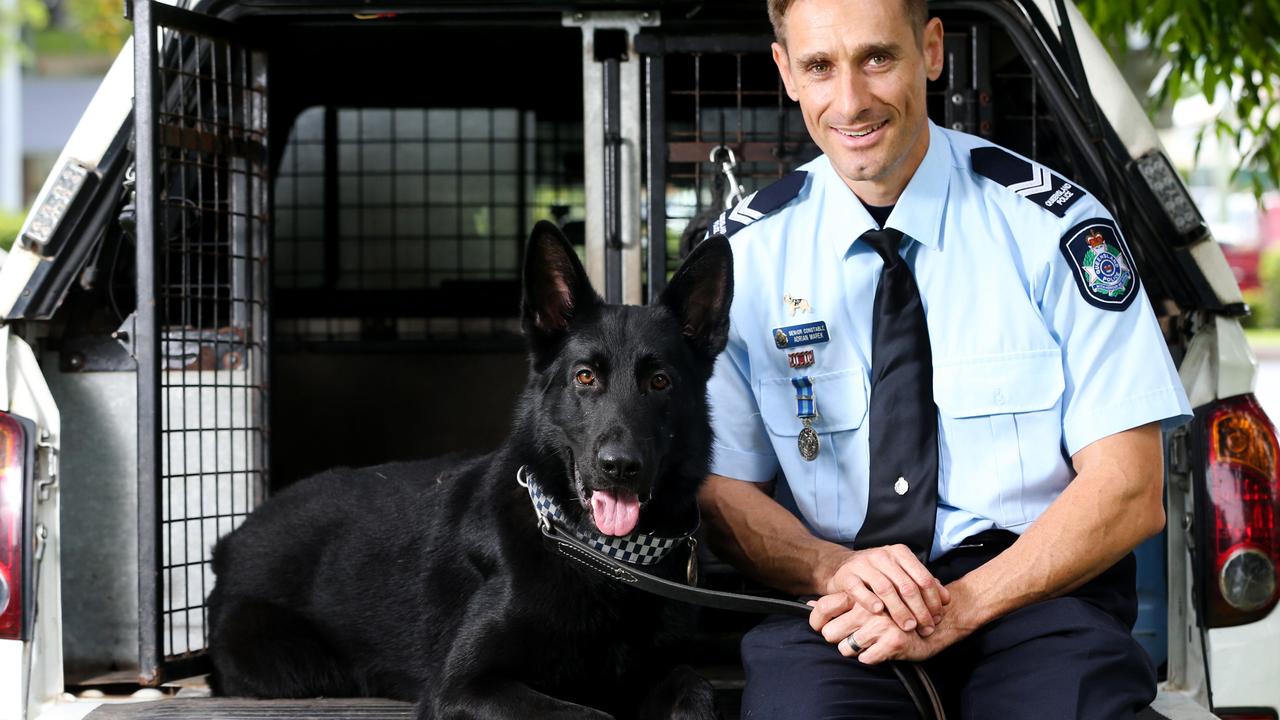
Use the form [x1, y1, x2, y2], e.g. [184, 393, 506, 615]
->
[698, 0, 1193, 716]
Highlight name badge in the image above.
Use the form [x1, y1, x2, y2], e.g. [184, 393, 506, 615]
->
[773, 321, 829, 350]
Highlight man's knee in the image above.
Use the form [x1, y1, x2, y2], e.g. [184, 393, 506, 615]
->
[740, 616, 916, 719]
[960, 597, 1156, 720]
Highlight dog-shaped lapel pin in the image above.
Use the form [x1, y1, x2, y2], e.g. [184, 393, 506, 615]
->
[784, 293, 812, 316]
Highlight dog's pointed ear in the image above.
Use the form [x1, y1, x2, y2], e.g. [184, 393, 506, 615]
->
[659, 235, 734, 365]
[522, 220, 600, 342]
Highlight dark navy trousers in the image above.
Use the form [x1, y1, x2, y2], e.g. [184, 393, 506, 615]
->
[740, 532, 1157, 719]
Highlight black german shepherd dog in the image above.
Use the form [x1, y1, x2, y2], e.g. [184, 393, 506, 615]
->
[207, 221, 733, 720]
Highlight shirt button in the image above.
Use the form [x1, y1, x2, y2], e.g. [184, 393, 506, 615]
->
[894, 476, 909, 495]
[993, 389, 1006, 406]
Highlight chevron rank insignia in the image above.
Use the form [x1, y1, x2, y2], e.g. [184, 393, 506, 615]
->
[971, 146, 1083, 218]
[709, 170, 808, 239]
[1060, 218, 1139, 311]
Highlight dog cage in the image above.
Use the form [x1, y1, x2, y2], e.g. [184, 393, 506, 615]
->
[122, 0, 1094, 687]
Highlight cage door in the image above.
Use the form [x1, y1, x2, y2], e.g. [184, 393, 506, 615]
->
[133, 0, 269, 685]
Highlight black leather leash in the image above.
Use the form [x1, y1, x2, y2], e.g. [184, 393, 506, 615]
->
[538, 518, 947, 720]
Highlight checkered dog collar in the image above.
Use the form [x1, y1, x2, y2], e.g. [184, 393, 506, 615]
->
[518, 465, 695, 566]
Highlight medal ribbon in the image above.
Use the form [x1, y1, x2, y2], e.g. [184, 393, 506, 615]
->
[791, 376, 815, 419]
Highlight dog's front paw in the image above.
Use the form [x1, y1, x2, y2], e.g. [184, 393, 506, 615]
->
[639, 665, 720, 720]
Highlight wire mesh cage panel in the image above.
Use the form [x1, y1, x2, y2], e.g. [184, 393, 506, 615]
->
[649, 43, 820, 278]
[135, 1, 269, 683]
[272, 106, 585, 345]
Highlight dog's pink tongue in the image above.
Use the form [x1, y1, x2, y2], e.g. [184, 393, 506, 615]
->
[591, 490, 640, 536]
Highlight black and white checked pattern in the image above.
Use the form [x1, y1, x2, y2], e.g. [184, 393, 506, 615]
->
[520, 467, 686, 566]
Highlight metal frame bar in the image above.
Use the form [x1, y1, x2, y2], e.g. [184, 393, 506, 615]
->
[602, 55, 623, 304]
[133, 0, 164, 686]
[644, 52, 666, 299]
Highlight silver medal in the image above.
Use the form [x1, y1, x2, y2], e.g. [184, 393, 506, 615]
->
[798, 419, 820, 461]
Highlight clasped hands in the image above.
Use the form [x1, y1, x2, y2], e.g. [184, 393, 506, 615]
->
[808, 544, 957, 664]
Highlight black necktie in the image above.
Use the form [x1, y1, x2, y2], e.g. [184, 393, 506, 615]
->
[857, 228, 939, 560]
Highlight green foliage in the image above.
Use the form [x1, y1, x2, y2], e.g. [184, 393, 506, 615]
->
[1242, 287, 1269, 329]
[64, 0, 130, 54]
[1078, 0, 1280, 198]
[0, 210, 25, 252]
[1243, 247, 1280, 328]
[2, 0, 126, 65]
[0, 0, 50, 67]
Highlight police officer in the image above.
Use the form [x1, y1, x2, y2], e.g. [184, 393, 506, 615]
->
[697, 0, 1193, 716]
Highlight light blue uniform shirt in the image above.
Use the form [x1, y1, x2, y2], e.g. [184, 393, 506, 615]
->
[706, 122, 1193, 560]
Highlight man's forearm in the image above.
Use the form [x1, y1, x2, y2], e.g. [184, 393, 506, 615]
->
[942, 422, 1166, 637]
[699, 474, 848, 596]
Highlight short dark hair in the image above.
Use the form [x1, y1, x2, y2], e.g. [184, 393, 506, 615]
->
[768, 0, 929, 45]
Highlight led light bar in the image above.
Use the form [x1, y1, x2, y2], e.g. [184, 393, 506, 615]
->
[1134, 150, 1206, 242]
[20, 159, 100, 254]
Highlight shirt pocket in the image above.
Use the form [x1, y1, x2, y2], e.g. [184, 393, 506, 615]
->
[756, 368, 869, 539]
[758, 367, 869, 436]
[933, 350, 1065, 527]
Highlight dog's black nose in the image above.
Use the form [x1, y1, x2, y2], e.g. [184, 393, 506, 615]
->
[597, 446, 642, 482]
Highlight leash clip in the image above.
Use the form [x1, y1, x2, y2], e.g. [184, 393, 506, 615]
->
[517, 465, 554, 533]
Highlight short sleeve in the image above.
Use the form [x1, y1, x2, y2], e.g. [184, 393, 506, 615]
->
[1042, 208, 1193, 456]
[706, 325, 780, 482]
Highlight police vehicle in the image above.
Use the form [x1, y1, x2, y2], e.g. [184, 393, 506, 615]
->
[0, 0, 1272, 718]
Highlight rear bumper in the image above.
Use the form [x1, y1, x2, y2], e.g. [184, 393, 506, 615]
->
[1207, 608, 1280, 711]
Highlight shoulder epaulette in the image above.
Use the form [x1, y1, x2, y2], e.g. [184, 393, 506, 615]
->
[970, 146, 1083, 219]
[709, 170, 808, 238]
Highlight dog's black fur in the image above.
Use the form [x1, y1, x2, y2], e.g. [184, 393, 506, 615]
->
[207, 221, 734, 720]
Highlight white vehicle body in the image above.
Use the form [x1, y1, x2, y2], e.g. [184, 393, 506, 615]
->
[0, 1, 1270, 719]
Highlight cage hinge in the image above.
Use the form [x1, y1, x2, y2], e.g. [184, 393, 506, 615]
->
[36, 432, 59, 502]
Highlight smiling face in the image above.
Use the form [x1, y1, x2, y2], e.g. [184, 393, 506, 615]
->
[772, 0, 944, 205]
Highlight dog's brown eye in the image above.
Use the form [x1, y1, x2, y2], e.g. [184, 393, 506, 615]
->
[575, 369, 596, 386]
[651, 373, 671, 391]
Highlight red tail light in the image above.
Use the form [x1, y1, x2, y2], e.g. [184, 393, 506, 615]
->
[1200, 394, 1280, 627]
[0, 411, 34, 640]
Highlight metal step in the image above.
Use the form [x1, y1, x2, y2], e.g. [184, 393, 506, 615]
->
[84, 699, 414, 719]
[75, 689, 1192, 720]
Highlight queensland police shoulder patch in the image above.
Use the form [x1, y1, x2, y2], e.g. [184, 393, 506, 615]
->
[709, 170, 808, 239]
[971, 146, 1083, 218]
[1060, 218, 1139, 311]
